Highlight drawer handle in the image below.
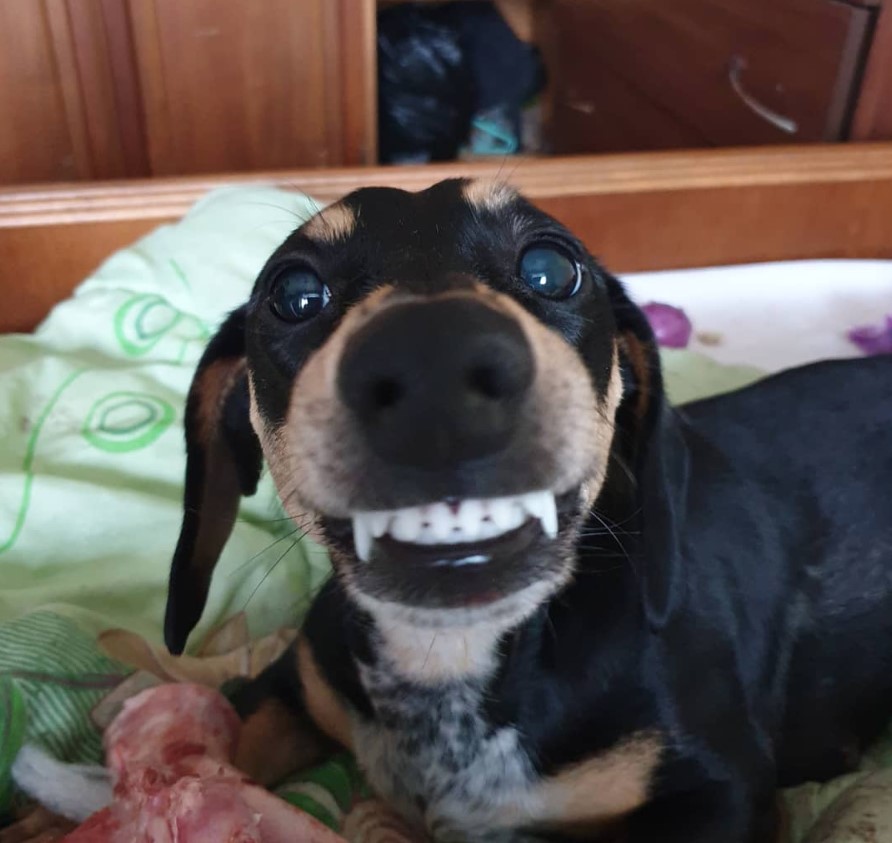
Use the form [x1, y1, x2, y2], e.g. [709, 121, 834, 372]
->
[728, 55, 798, 135]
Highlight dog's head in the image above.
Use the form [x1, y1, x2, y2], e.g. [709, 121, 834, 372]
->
[164, 179, 663, 654]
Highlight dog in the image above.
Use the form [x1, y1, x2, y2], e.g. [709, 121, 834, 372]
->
[163, 178, 892, 842]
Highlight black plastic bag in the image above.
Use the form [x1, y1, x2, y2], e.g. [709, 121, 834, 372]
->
[377, 5, 475, 163]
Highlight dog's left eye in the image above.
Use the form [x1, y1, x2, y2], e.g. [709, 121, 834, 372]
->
[519, 246, 582, 300]
[269, 268, 331, 322]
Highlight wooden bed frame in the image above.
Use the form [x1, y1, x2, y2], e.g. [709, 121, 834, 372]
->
[2, 143, 892, 334]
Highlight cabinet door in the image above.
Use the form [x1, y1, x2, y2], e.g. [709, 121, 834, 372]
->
[0, 0, 147, 184]
[547, 0, 872, 154]
[128, 0, 375, 175]
[0, 1, 77, 183]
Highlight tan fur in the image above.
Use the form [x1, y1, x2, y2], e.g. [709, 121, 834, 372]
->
[580, 347, 624, 512]
[529, 732, 663, 832]
[619, 330, 653, 421]
[480, 288, 619, 501]
[354, 580, 558, 682]
[462, 180, 518, 212]
[234, 696, 330, 786]
[297, 636, 354, 750]
[278, 287, 614, 520]
[264, 285, 398, 519]
[301, 202, 356, 243]
[193, 357, 246, 445]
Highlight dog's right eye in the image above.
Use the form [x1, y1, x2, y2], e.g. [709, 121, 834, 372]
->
[519, 245, 582, 300]
[269, 268, 331, 322]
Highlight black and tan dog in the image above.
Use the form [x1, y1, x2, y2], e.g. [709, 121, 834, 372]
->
[164, 179, 892, 842]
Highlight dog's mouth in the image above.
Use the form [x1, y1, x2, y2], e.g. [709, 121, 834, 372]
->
[350, 490, 557, 563]
[327, 489, 579, 614]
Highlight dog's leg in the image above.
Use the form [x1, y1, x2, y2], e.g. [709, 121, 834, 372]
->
[228, 637, 352, 787]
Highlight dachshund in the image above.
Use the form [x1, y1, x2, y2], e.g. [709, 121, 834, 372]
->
[164, 178, 892, 842]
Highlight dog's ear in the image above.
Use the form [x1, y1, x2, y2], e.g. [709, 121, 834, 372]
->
[164, 306, 263, 655]
[605, 276, 664, 447]
[605, 278, 688, 630]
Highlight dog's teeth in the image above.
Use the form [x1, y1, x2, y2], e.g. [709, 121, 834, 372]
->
[369, 513, 390, 538]
[352, 515, 373, 562]
[351, 490, 559, 554]
[477, 518, 502, 541]
[457, 499, 484, 541]
[391, 508, 423, 543]
[488, 498, 516, 531]
[428, 502, 454, 542]
[522, 490, 558, 539]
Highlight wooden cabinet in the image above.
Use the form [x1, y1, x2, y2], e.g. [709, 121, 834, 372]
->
[0, 0, 375, 185]
[128, 0, 375, 174]
[546, 0, 885, 154]
[1, 0, 890, 185]
[0, 0, 146, 183]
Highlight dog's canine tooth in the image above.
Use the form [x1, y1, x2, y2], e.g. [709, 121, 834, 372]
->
[369, 512, 390, 538]
[352, 514, 373, 561]
[522, 491, 558, 538]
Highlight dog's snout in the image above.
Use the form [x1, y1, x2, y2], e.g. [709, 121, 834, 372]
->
[338, 297, 534, 468]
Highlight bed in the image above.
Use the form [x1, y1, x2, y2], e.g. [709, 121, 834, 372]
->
[1, 144, 891, 841]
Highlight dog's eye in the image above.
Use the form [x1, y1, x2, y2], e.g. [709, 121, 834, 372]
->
[269, 268, 331, 322]
[519, 246, 582, 300]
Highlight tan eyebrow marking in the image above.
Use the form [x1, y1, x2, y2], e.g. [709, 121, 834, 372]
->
[462, 180, 518, 212]
[301, 202, 356, 243]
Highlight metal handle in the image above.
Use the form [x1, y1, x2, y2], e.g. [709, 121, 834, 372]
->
[728, 55, 798, 135]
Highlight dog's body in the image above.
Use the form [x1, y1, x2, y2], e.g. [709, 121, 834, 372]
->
[164, 179, 892, 842]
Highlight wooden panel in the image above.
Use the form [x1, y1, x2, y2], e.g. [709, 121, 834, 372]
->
[3, 145, 892, 333]
[337, 0, 379, 164]
[128, 0, 372, 175]
[0, 0, 148, 185]
[851, 2, 892, 141]
[54, 0, 149, 178]
[549, 0, 872, 154]
[0, 1, 78, 183]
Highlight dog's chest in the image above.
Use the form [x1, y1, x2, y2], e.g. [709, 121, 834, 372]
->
[353, 663, 539, 842]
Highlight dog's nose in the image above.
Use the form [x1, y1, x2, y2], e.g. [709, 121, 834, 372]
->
[338, 298, 534, 467]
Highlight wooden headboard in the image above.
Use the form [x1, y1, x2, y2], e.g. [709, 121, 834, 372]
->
[2, 144, 892, 334]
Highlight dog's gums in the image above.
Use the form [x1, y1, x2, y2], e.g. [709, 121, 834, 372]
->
[350, 490, 558, 562]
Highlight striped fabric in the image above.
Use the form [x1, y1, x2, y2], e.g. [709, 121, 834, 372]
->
[0, 612, 128, 816]
[0, 610, 419, 841]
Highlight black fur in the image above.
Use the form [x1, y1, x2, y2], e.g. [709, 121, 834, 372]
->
[167, 180, 892, 841]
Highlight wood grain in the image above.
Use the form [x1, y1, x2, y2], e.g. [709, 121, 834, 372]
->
[851, 2, 892, 141]
[0, 0, 148, 184]
[127, 0, 368, 175]
[2, 145, 892, 333]
[548, 0, 871, 154]
[0, 1, 78, 183]
[337, 0, 378, 165]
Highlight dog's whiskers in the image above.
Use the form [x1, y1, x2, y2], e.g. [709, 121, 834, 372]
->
[241, 537, 302, 610]
[230, 527, 304, 576]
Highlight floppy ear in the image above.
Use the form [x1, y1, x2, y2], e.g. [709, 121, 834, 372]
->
[605, 278, 688, 630]
[165, 306, 263, 655]
[605, 276, 664, 448]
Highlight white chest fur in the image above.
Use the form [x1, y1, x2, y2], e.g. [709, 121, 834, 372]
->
[354, 660, 542, 843]
[347, 609, 662, 841]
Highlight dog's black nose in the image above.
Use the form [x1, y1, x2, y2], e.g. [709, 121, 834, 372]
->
[338, 298, 534, 468]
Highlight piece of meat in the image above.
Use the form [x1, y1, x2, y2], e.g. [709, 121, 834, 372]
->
[60, 808, 120, 842]
[105, 683, 240, 788]
[61, 684, 346, 843]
